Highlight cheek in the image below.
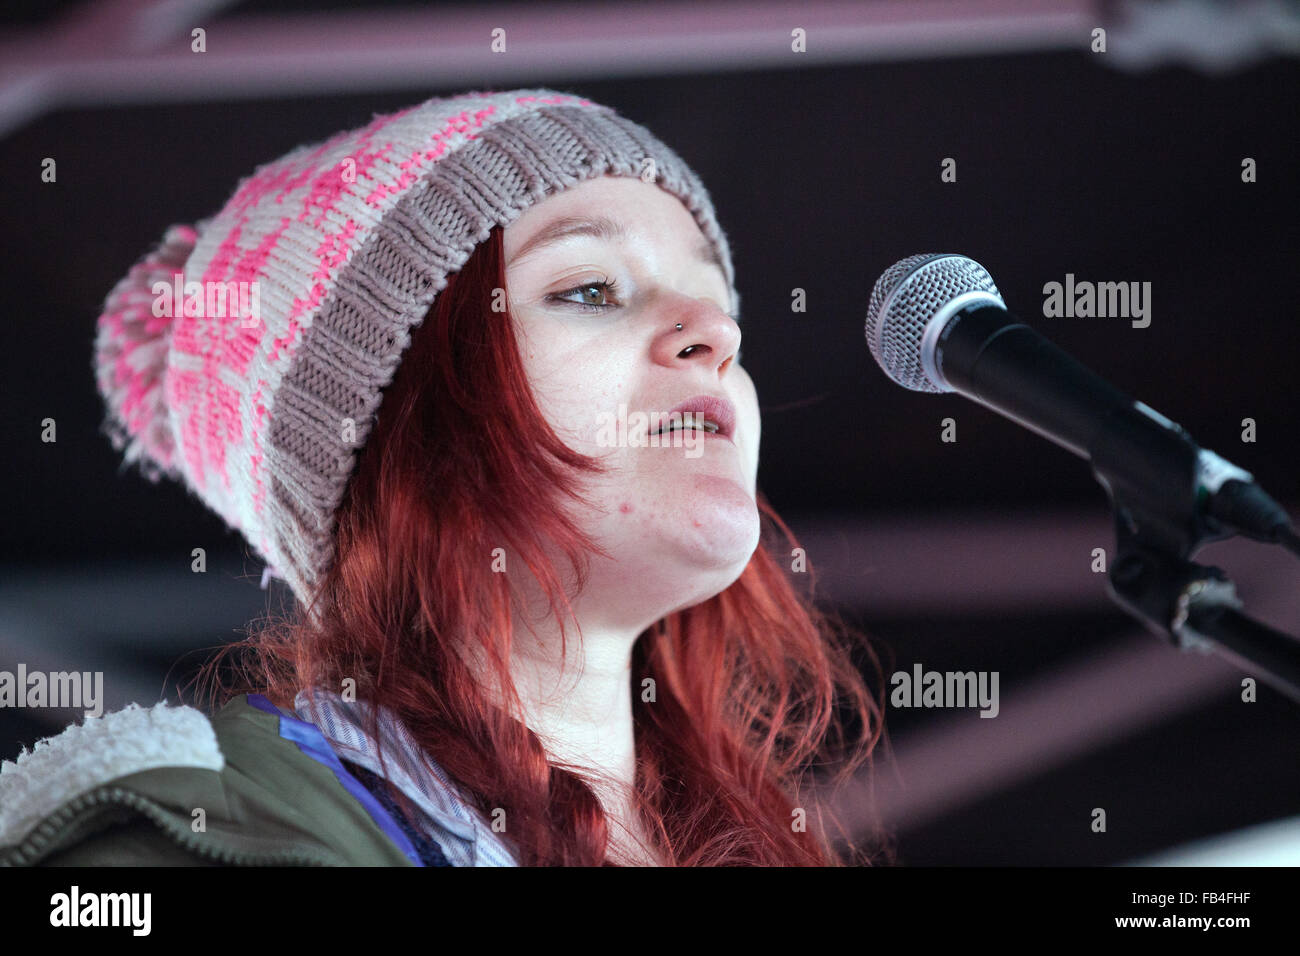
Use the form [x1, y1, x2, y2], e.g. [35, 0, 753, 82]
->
[513, 318, 587, 433]
[548, 388, 604, 446]
[522, 347, 633, 450]
[735, 370, 760, 436]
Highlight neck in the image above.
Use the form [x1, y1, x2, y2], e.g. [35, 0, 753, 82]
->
[463, 542, 700, 863]
[505, 602, 643, 798]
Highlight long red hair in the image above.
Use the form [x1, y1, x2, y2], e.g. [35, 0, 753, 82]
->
[199, 226, 887, 866]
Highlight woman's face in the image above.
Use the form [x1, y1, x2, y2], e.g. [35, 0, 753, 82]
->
[504, 175, 761, 617]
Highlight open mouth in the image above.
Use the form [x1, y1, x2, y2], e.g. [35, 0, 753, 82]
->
[652, 395, 737, 440]
[654, 418, 722, 436]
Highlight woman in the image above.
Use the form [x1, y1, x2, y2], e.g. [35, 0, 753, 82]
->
[0, 88, 883, 867]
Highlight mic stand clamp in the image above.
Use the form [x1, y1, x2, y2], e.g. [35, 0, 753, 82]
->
[1088, 400, 1300, 703]
[1106, 512, 1300, 705]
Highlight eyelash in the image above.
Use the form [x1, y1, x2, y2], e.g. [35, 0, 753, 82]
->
[549, 275, 621, 312]
[547, 276, 741, 326]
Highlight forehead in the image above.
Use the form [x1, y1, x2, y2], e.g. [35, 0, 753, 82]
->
[504, 176, 725, 277]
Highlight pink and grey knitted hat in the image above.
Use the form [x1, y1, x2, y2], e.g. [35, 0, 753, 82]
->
[94, 87, 737, 608]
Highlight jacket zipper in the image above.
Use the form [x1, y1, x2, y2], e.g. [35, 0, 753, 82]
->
[2, 785, 340, 867]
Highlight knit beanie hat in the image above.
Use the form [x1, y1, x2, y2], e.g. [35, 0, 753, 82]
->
[94, 87, 738, 609]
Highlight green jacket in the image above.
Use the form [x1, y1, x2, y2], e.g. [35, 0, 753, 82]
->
[0, 694, 420, 866]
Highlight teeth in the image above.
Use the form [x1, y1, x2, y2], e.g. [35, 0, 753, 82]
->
[658, 418, 720, 435]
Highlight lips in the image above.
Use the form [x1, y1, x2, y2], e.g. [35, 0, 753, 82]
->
[652, 394, 737, 441]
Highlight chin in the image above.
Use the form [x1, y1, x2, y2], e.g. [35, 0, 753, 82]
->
[676, 507, 762, 573]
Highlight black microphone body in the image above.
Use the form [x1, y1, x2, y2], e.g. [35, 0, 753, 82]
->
[866, 254, 1299, 688]
[938, 304, 1143, 459]
[936, 303, 1202, 553]
[865, 254, 1293, 555]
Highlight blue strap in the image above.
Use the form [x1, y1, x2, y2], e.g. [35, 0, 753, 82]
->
[246, 693, 424, 866]
[341, 760, 452, 866]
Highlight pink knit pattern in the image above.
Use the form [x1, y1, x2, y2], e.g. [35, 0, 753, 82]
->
[94, 90, 611, 576]
[94, 223, 199, 479]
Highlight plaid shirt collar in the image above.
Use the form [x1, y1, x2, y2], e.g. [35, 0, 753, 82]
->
[293, 688, 519, 867]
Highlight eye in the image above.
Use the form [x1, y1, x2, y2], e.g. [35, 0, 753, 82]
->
[548, 276, 621, 312]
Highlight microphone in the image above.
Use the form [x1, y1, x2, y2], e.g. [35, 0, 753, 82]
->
[864, 253, 1295, 552]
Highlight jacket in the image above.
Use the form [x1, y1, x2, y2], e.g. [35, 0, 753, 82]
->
[0, 691, 520, 866]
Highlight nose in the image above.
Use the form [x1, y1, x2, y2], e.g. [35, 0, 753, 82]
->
[655, 297, 742, 376]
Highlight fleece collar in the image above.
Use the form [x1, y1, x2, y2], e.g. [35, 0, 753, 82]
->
[0, 702, 223, 846]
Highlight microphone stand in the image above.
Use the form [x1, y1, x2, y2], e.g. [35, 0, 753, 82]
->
[1108, 536, 1300, 705]
[1091, 404, 1300, 704]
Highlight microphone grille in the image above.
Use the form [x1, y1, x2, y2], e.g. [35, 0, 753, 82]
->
[865, 253, 1002, 392]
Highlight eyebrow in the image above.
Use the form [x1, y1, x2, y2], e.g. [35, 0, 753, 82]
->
[508, 214, 727, 278]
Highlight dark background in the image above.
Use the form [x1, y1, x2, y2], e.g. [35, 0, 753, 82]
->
[1, 0, 1297, 865]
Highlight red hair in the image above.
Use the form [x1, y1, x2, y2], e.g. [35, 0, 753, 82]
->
[199, 226, 887, 866]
